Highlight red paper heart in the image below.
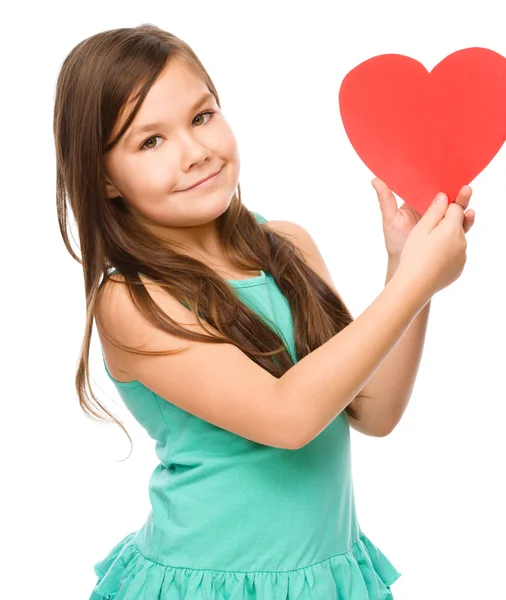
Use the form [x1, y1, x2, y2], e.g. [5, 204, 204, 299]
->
[339, 48, 506, 214]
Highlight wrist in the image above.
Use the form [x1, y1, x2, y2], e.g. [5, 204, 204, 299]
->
[388, 268, 433, 312]
[387, 253, 401, 268]
[385, 254, 401, 284]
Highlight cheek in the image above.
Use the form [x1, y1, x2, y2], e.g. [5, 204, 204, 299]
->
[128, 158, 178, 195]
[227, 137, 240, 164]
[214, 119, 238, 159]
[223, 137, 240, 187]
[221, 134, 240, 182]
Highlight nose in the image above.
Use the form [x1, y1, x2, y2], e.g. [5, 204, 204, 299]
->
[178, 130, 211, 170]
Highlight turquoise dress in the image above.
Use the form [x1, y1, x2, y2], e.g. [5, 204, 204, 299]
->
[89, 212, 401, 599]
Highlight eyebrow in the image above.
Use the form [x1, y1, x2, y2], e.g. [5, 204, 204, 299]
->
[123, 92, 215, 146]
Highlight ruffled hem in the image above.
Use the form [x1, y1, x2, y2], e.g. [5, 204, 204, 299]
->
[89, 531, 401, 599]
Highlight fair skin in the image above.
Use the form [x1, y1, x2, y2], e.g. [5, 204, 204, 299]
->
[104, 57, 244, 270]
[274, 182, 474, 436]
[99, 58, 475, 442]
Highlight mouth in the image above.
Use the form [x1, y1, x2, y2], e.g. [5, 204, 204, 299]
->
[182, 167, 223, 192]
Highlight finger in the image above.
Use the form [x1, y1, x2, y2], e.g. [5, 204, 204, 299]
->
[463, 209, 475, 234]
[419, 192, 450, 232]
[371, 178, 398, 223]
[441, 201, 466, 227]
[453, 185, 472, 210]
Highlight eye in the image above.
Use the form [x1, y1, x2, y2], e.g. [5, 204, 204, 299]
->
[193, 110, 214, 127]
[140, 111, 215, 151]
[141, 135, 163, 151]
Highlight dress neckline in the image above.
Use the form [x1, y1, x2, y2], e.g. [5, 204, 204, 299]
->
[226, 270, 267, 288]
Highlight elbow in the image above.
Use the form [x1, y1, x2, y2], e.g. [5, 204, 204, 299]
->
[290, 438, 309, 450]
[346, 410, 399, 438]
[289, 422, 319, 449]
[290, 434, 308, 450]
[290, 417, 396, 447]
[285, 428, 309, 450]
[274, 384, 314, 450]
[372, 419, 399, 437]
[292, 424, 394, 447]
[373, 426, 394, 438]
[283, 423, 313, 450]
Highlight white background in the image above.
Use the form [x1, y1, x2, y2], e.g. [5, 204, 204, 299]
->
[2, 1, 505, 599]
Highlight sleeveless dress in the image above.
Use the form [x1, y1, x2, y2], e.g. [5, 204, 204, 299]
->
[89, 211, 401, 600]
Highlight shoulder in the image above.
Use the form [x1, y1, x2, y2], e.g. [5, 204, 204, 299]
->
[265, 219, 319, 258]
[266, 220, 331, 278]
[97, 271, 229, 382]
[265, 219, 309, 238]
[265, 219, 349, 309]
[97, 272, 211, 353]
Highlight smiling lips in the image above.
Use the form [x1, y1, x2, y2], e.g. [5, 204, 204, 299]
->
[183, 168, 222, 191]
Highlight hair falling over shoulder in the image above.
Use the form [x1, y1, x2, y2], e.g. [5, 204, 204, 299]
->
[53, 24, 369, 457]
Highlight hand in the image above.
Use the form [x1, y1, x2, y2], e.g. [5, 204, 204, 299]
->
[371, 178, 476, 262]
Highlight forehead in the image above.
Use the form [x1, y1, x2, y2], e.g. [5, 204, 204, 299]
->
[115, 59, 211, 139]
[136, 59, 209, 112]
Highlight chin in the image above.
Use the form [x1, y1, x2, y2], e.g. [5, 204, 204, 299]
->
[208, 191, 235, 217]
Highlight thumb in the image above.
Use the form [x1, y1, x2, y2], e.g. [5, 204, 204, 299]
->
[371, 178, 398, 224]
[418, 193, 448, 232]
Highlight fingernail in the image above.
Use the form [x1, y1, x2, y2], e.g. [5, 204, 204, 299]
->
[435, 194, 447, 204]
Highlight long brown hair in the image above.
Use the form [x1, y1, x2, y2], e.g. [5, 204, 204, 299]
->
[53, 23, 369, 457]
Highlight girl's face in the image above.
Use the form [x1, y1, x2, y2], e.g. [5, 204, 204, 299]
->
[103, 58, 240, 237]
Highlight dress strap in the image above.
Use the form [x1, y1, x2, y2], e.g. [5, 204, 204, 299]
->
[250, 211, 268, 224]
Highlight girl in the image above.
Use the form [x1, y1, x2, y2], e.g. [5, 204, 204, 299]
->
[53, 24, 474, 600]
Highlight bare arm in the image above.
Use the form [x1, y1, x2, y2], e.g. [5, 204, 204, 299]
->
[345, 258, 431, 436]
[98, 266, 428, 450]
[274, 272, 429, 446]
[267, 219, 430, 438]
